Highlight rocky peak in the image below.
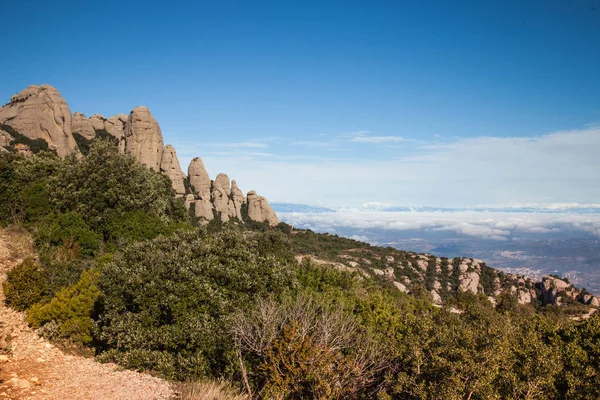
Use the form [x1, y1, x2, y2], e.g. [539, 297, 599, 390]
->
[246, 190, 279, 226]
[124, 106, 164, 172]
[188, 157, 211, 199]
[160, 145, 186, 195]
[0, 84, 78, 157]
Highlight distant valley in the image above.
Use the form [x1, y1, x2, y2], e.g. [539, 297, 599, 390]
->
[275, 203, 600, 294]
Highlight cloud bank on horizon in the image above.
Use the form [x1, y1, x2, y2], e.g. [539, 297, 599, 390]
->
[277, 209, 600, 241]
[172, 125, 600, 208]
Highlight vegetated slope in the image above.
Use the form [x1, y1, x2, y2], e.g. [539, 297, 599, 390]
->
[288, 229, 599, 316]
[2, 140, 600, 399]
[0, 228, 174, 400]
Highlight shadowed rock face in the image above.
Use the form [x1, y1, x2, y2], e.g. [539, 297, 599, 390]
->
[124, 106, 164, 172]
[0, 84, 78, 157]
[160, 145, 186, 195]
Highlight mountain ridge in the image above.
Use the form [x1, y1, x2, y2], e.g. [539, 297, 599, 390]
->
[0, 84, 279, 226]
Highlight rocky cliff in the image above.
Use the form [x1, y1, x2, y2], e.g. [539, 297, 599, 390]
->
[0, 84, 279, 226]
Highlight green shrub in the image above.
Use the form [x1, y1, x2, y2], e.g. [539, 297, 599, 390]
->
[3, 258, 48, 311]
[36, 212, 100, 258]
[104, 210, 188, 247]
[28, 269, 100, 345]
[48, 140, 187, 235]
[95, 228, 296, 380]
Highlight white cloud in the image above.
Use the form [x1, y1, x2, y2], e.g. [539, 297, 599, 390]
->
[172, 126, 600, 208]
[349, 130, 407, 143]
[278, 210, 600, 240]
[212, 142, 268, 148]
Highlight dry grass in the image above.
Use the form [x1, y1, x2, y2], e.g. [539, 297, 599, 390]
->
[1, 224, 36, 262]
[176, 380, 249, 400]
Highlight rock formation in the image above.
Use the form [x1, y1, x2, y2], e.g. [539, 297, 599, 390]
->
[0, 84, 78, 157]
[105, 114, 128, 152]
[188, 157, 211, 198]
[160, 145, 186, 195]
[0, 84, 281, 227]
[89, 114, 107, 132]
[124, 106, 164, 172]
[0, 127, 12, 147]
[230, 180, 245, 220]
[71, 112, 96, 140]
[246, 190, 279, 226]
[212, 173, 237, 222]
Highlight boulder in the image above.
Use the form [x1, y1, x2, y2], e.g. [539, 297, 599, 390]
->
[459, 271, 480, 294]
[246, 190, 279, 226]
[393, 281, 407, 293]
[160, 145, 186, 195]
[71, 112, 96, 140]
[431, 290, 443, 305]
[517, 290, 532, 305]
[0, 84, 78, 157]
[188, 157, 211, 198]
[540, 276, 570, 305]
[124, 106, 164, 171]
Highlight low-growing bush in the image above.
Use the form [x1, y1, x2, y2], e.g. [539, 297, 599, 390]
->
[28, 269, 100, 345]
[3, 258, 47, 311]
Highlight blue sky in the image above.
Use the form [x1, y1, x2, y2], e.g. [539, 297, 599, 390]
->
[2, 0, 600, 207]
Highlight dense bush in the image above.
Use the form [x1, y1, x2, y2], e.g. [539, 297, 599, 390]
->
[95, 228, 296, 379]
[28, 269, 100, 345]
[3, 258, 47, 311]
[47, 140, 187, 236]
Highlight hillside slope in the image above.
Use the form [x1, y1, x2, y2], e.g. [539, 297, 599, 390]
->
[0, 229, 174, 400]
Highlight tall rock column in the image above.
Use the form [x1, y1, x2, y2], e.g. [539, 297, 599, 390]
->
[230, 180, 245, 220]
[124, 106, 164, 171]
[188, 157, 214, 222]
[160, 145, 186, 196]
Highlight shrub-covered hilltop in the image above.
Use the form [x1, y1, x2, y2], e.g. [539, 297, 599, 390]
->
[1, 140, 600, 399]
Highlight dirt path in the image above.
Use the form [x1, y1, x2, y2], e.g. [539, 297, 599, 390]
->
[0, 230, 175, 400]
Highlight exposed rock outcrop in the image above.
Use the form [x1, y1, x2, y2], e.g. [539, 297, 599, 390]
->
[246, 190, 279, 226]
[0, 84, 78, 157]
[194, 199, 214, 223]
[160, 145, 186, 195]
[212, 173, 237, 222]
[71, 112, 96, 140]
[89, 114, 107, 132]
[0, 127, 12, 147]
[188, 157, 211, 198]
[0, 84, 281, 227]
[230, 180, 245, 220]
[124, 106, 164, 172]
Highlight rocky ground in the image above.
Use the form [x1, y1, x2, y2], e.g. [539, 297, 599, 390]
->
[0, 230, 175, 400]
